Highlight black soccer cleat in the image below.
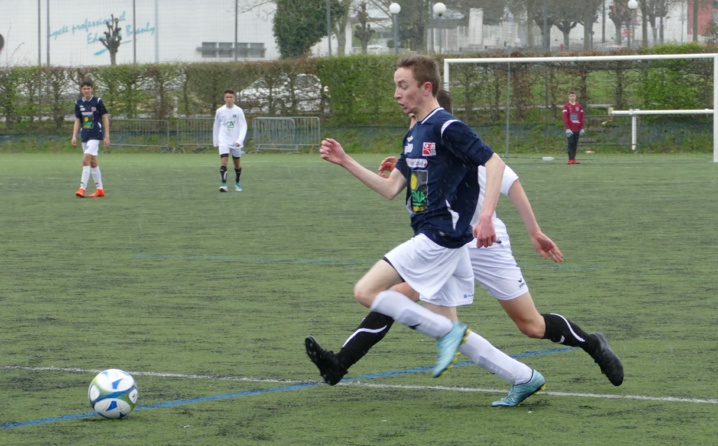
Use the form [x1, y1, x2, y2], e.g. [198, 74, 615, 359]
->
[304, 336, 347, 386]
[590, 332, 624, 386]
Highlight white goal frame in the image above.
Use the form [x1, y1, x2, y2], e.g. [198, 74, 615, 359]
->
[443, 54, 718, 162]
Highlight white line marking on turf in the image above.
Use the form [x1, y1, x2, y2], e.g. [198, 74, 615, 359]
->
[1, 365, 300, 384]
[4, 365, 716, 405]
[340, 382, 718, 405]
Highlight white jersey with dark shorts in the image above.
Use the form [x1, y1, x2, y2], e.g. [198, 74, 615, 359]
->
[213, 104, 247, 157]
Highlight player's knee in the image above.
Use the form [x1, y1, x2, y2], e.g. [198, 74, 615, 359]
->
[353, 282, 378, 308]
[517, 318, 545, 338]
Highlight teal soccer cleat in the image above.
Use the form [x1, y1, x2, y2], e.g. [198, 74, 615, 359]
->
[491, 370, 546, 407]
[432, 322, 469, 378]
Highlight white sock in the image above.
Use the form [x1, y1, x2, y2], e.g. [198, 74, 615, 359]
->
[80, 166, 91, 189]
[91, 167, 103, 189]
[459, 331, 533, 384]
[370, 290, 453, 339]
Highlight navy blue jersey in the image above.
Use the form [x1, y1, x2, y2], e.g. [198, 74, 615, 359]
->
[74, 96, 108, 142]
[394, 107, 495, 248]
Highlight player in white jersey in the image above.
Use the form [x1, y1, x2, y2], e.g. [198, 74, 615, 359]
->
[213, 90, 247, 192]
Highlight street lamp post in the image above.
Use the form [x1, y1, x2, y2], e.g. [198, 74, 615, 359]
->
[627, 0, 638, 49]
[326, 0, 332, 56]
[389, 3, 401, 55]
[433, 2, 446, 54]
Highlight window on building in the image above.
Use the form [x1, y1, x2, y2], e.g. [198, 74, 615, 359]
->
[201, 42, 217, 58]
[198, 42, 266, 59]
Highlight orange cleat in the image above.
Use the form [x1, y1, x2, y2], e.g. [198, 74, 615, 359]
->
[89, 189, 105, 198]
[75, 188, 86, 198]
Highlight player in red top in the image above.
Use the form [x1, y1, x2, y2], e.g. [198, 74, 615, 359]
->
[562, 91, 585, 165]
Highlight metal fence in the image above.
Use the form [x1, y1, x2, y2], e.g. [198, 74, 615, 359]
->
[175, 118, 215, 152]
[111, 119, 171, 151]
[105, 117, 322, 153]
[252, 117, 320, 153]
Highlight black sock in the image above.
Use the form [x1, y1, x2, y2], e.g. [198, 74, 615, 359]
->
[235, 168, 242, 183]
[336, 311, 395, 369]
[220, 166, 227, 183]
[542, 313, 598, 353]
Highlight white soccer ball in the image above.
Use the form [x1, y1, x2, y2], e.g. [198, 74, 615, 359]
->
[88, 369, 139, 419]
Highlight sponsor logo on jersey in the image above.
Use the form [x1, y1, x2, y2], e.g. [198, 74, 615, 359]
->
[422, 142, 436, 156]
[404, 136, 414, 154]
[406, 158, 428, 169]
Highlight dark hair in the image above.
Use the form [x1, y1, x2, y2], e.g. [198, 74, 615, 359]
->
[437, 89, 452, 113]
[223, 89, 236, 96]
[569, 90, 576, 95]
[396, 55, 441, 97]
[81, 79, 94, 88]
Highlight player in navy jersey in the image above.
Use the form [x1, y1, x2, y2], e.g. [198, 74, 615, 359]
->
[313, 55, 546, 406]
[71, 80, 109, 198]
[306, 91, 623, 394]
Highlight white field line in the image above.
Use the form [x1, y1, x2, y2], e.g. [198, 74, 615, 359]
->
[1, 365, 299, 384]
[340, 382, 718, 405]
[3, 365, 716, 405]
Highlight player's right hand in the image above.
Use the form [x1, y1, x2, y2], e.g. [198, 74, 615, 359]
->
[565, 129, 573, 137]
[320, 138, 346, 165]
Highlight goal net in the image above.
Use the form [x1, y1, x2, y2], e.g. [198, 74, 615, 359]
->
[442, 53, 718, 162]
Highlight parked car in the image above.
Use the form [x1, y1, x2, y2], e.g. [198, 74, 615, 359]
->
[238, 74, 329, 115]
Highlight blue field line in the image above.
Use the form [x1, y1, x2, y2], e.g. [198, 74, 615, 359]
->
[1, 347, 571, 429]
[134, 253, 600, 270]
[134, 253, 374, 265]
[342, 347, 573, 382]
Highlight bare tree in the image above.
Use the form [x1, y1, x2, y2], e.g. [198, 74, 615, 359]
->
[99, 14, 122, 65]
[333, 0, 354, 56]
[692, 0, 713, 42]
[609, 0, 633, 46]
[354, 2, 375, 54]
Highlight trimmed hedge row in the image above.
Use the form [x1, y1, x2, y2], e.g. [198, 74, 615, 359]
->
[0, 43, 714, 133]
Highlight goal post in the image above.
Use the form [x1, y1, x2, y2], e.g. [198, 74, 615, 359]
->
[443, 54, 718, 162]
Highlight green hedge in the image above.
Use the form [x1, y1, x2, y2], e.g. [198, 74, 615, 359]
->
[0, 43, 714, 134]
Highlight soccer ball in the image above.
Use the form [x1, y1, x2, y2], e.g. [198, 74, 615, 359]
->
[88, 369, 139, 419]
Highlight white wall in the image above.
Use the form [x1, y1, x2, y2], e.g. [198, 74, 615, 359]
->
[0, 0, 281, 66]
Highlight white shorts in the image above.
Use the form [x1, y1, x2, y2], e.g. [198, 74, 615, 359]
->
[469, 241, 529, 301]
[218, 145, 243, 158]
[417, 240, 529, 306]
[82, 140, 100, 156]
[385, 234, 475, 308]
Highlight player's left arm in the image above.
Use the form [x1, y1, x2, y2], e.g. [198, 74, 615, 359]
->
[474, 154, 504, 247]
[508, 180, 563, 263]
[101, 113, 110, 148]
[441, 122, 504, 247]
[236, 108, 248, 148]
